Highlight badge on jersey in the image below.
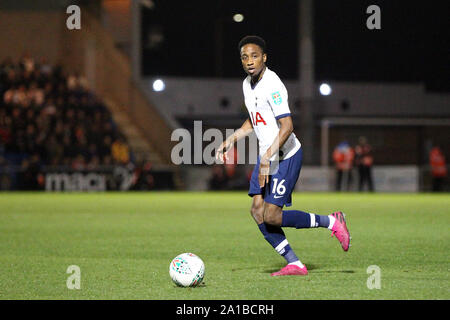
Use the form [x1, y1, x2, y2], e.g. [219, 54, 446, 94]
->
[271, 91, 282, 105]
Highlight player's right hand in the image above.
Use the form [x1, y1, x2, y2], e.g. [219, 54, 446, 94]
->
[215, 140, 233, 163]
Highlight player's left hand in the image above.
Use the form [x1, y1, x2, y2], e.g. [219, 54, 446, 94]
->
[259, 157, 270, 187]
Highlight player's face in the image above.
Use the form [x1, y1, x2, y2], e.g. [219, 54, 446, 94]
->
[240, 44, 267, 78]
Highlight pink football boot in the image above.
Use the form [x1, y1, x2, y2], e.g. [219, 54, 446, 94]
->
[271, 264, 308, 276]
[330, 211, 351, 251]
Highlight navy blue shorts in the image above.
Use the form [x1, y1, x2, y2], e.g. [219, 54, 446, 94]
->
[248, 148, 302, 207]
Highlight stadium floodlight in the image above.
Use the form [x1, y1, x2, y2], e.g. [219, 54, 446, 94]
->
[152, 79, 165, 92]
[319, 83, 332, 96]
[233, 14, 244, 23]
[140, 0, 154, 9]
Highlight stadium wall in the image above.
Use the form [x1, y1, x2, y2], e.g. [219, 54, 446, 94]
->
[143, 77, 449, 169]
[0, 11, 64, 65]
[180, 166, 420, 193]
[143, 77, 450, 122]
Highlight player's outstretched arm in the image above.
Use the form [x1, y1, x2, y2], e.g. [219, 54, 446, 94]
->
[215, 118, 253, 162]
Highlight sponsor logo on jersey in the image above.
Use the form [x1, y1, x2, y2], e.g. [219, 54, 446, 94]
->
[271, 91, 282, 105]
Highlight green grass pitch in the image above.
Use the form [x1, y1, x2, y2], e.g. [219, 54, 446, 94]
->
[0, 192, 448, 300]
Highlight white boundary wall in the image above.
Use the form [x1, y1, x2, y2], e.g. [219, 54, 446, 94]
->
[295, 166, 418, 192]
[372, 166, 419, 192]
[181, 165, 419, 192]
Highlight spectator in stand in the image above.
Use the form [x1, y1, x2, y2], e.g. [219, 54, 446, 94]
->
[45, 135, 63, 165]
[102, 154, 113, 166]
[99, 135, 113, 161]
[111, 136, 130, 165]
[209, 164, 229, 190]
[0, 111, 11, 146]
[71, 154, 86, 170]
[332, 141, 354, 191]
[0, 56, 134, 189]
[429, 145, 447, 192]
[19, 153, 41, 190]
[87, 155, 101, 170]
[355, 136, 374, 192]
[131, 160, 155, 190]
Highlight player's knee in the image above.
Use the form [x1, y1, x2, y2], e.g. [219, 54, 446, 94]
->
[263, 209, 281, 226]
[250, 205, 263, 220]
[263, 203, 283, 226]
[263, 213, 276, 226]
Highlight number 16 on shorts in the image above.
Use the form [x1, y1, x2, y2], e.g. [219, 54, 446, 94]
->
[272, 178, 286, 198]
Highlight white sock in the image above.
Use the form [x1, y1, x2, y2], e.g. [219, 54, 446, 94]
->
[288, 260, 305, 268]
[328, 215, 336, 230]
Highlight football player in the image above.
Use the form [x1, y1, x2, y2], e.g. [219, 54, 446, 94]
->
[216, 36, 351, 276]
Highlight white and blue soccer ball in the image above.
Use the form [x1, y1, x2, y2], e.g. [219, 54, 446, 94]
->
[169, 253, 205, 287]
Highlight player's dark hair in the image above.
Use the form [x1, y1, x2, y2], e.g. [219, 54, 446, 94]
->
[238, 35, 266, 54]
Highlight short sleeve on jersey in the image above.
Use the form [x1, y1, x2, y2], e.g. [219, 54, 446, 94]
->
[267, 86, 291, 120]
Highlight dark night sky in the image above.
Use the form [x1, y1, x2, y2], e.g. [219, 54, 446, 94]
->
[141, 0, 449, 91]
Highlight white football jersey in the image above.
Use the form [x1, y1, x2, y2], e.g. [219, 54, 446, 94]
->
[243, 67, 301, 161]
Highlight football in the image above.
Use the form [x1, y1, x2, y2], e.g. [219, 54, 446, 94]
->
[169, 253, 205, 287]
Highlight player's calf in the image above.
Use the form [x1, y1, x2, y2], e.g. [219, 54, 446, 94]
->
[281, 209, 333, 229]
[253, 199, 304, 268]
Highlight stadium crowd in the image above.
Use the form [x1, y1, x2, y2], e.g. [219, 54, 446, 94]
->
[0, 54, 136, 190]
[332, 137, 375, 192]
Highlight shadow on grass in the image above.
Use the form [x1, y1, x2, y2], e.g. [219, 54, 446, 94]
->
[172, 282, 207, 289]
[313, 270, 355, 274]
[231, 263, 356, 275]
